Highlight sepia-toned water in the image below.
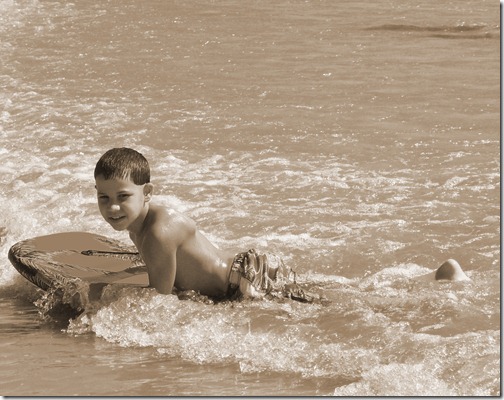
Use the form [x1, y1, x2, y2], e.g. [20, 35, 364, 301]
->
[0, 0, 500, 396]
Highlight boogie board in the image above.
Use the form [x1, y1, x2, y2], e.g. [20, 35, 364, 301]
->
[8, 232, 148, 295]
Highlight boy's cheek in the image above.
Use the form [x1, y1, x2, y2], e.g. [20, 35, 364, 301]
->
[97, 206, 107, 219]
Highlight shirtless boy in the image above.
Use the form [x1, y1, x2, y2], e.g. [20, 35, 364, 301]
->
[94, 148, 469, 301]
[94, 147, 291, 301]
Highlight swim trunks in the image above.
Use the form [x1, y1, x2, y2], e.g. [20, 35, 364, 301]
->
[227, 249, 312, 302]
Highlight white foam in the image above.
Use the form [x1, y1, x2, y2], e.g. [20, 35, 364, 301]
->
[68, 288, 375, 379]
[333, 363, 455, 396]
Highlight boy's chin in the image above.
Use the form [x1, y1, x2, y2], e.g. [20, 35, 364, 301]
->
[108, 222, 127, 231]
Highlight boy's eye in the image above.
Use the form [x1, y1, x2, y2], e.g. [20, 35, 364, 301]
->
[119, 194, 131, 200]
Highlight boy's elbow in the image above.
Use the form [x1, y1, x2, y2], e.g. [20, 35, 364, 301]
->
[152, 282, 174, 295]
[158, 288, 173, 295]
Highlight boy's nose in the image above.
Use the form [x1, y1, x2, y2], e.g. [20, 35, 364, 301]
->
[110, 204, 120, 211]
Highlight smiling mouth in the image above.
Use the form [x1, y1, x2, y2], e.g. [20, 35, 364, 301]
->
[109, 216, 126, 222]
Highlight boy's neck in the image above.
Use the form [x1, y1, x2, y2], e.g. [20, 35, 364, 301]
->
[128, 204, 150, 238]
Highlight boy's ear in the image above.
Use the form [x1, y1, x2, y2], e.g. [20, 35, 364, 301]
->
[144, 183, 154, 202]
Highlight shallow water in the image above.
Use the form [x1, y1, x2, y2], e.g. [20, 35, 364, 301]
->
[0, 0, 500, 396]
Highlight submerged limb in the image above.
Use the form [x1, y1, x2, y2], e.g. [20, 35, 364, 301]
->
[435, 259, 470, 281]
[416, 259, 471, 282]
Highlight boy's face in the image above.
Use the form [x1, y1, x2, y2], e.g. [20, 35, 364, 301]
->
[95, 175, 152, 233]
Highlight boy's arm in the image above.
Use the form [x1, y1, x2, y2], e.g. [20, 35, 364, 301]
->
[142, 232, 178, 295]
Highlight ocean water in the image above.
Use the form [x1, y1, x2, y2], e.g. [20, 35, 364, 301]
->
[0, 0, 500, 396]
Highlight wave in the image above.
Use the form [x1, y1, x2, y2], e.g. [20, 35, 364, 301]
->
[367, 23, 486, 32]
[366, 23, 497, 39]
[56, 264, 498, 395]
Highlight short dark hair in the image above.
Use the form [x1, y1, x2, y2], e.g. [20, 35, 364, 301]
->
[94, 148, 150, 185]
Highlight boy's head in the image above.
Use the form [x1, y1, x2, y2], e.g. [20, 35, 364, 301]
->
[94, 147, 150, 184]
[95, 148, 153, 233]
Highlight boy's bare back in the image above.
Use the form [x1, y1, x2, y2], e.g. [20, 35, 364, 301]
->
[130, 204, 234, 297]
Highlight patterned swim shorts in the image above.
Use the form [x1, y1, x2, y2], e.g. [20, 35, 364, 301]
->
[226, 249, 313, 303]
[227, 249, 284, 299]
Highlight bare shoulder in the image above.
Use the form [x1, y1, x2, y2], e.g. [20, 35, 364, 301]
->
[145, 205, 196, 243]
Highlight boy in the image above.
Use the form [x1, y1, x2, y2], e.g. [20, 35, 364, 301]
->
[94, 148, 469, 301]
[94, 147, 296, 301]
